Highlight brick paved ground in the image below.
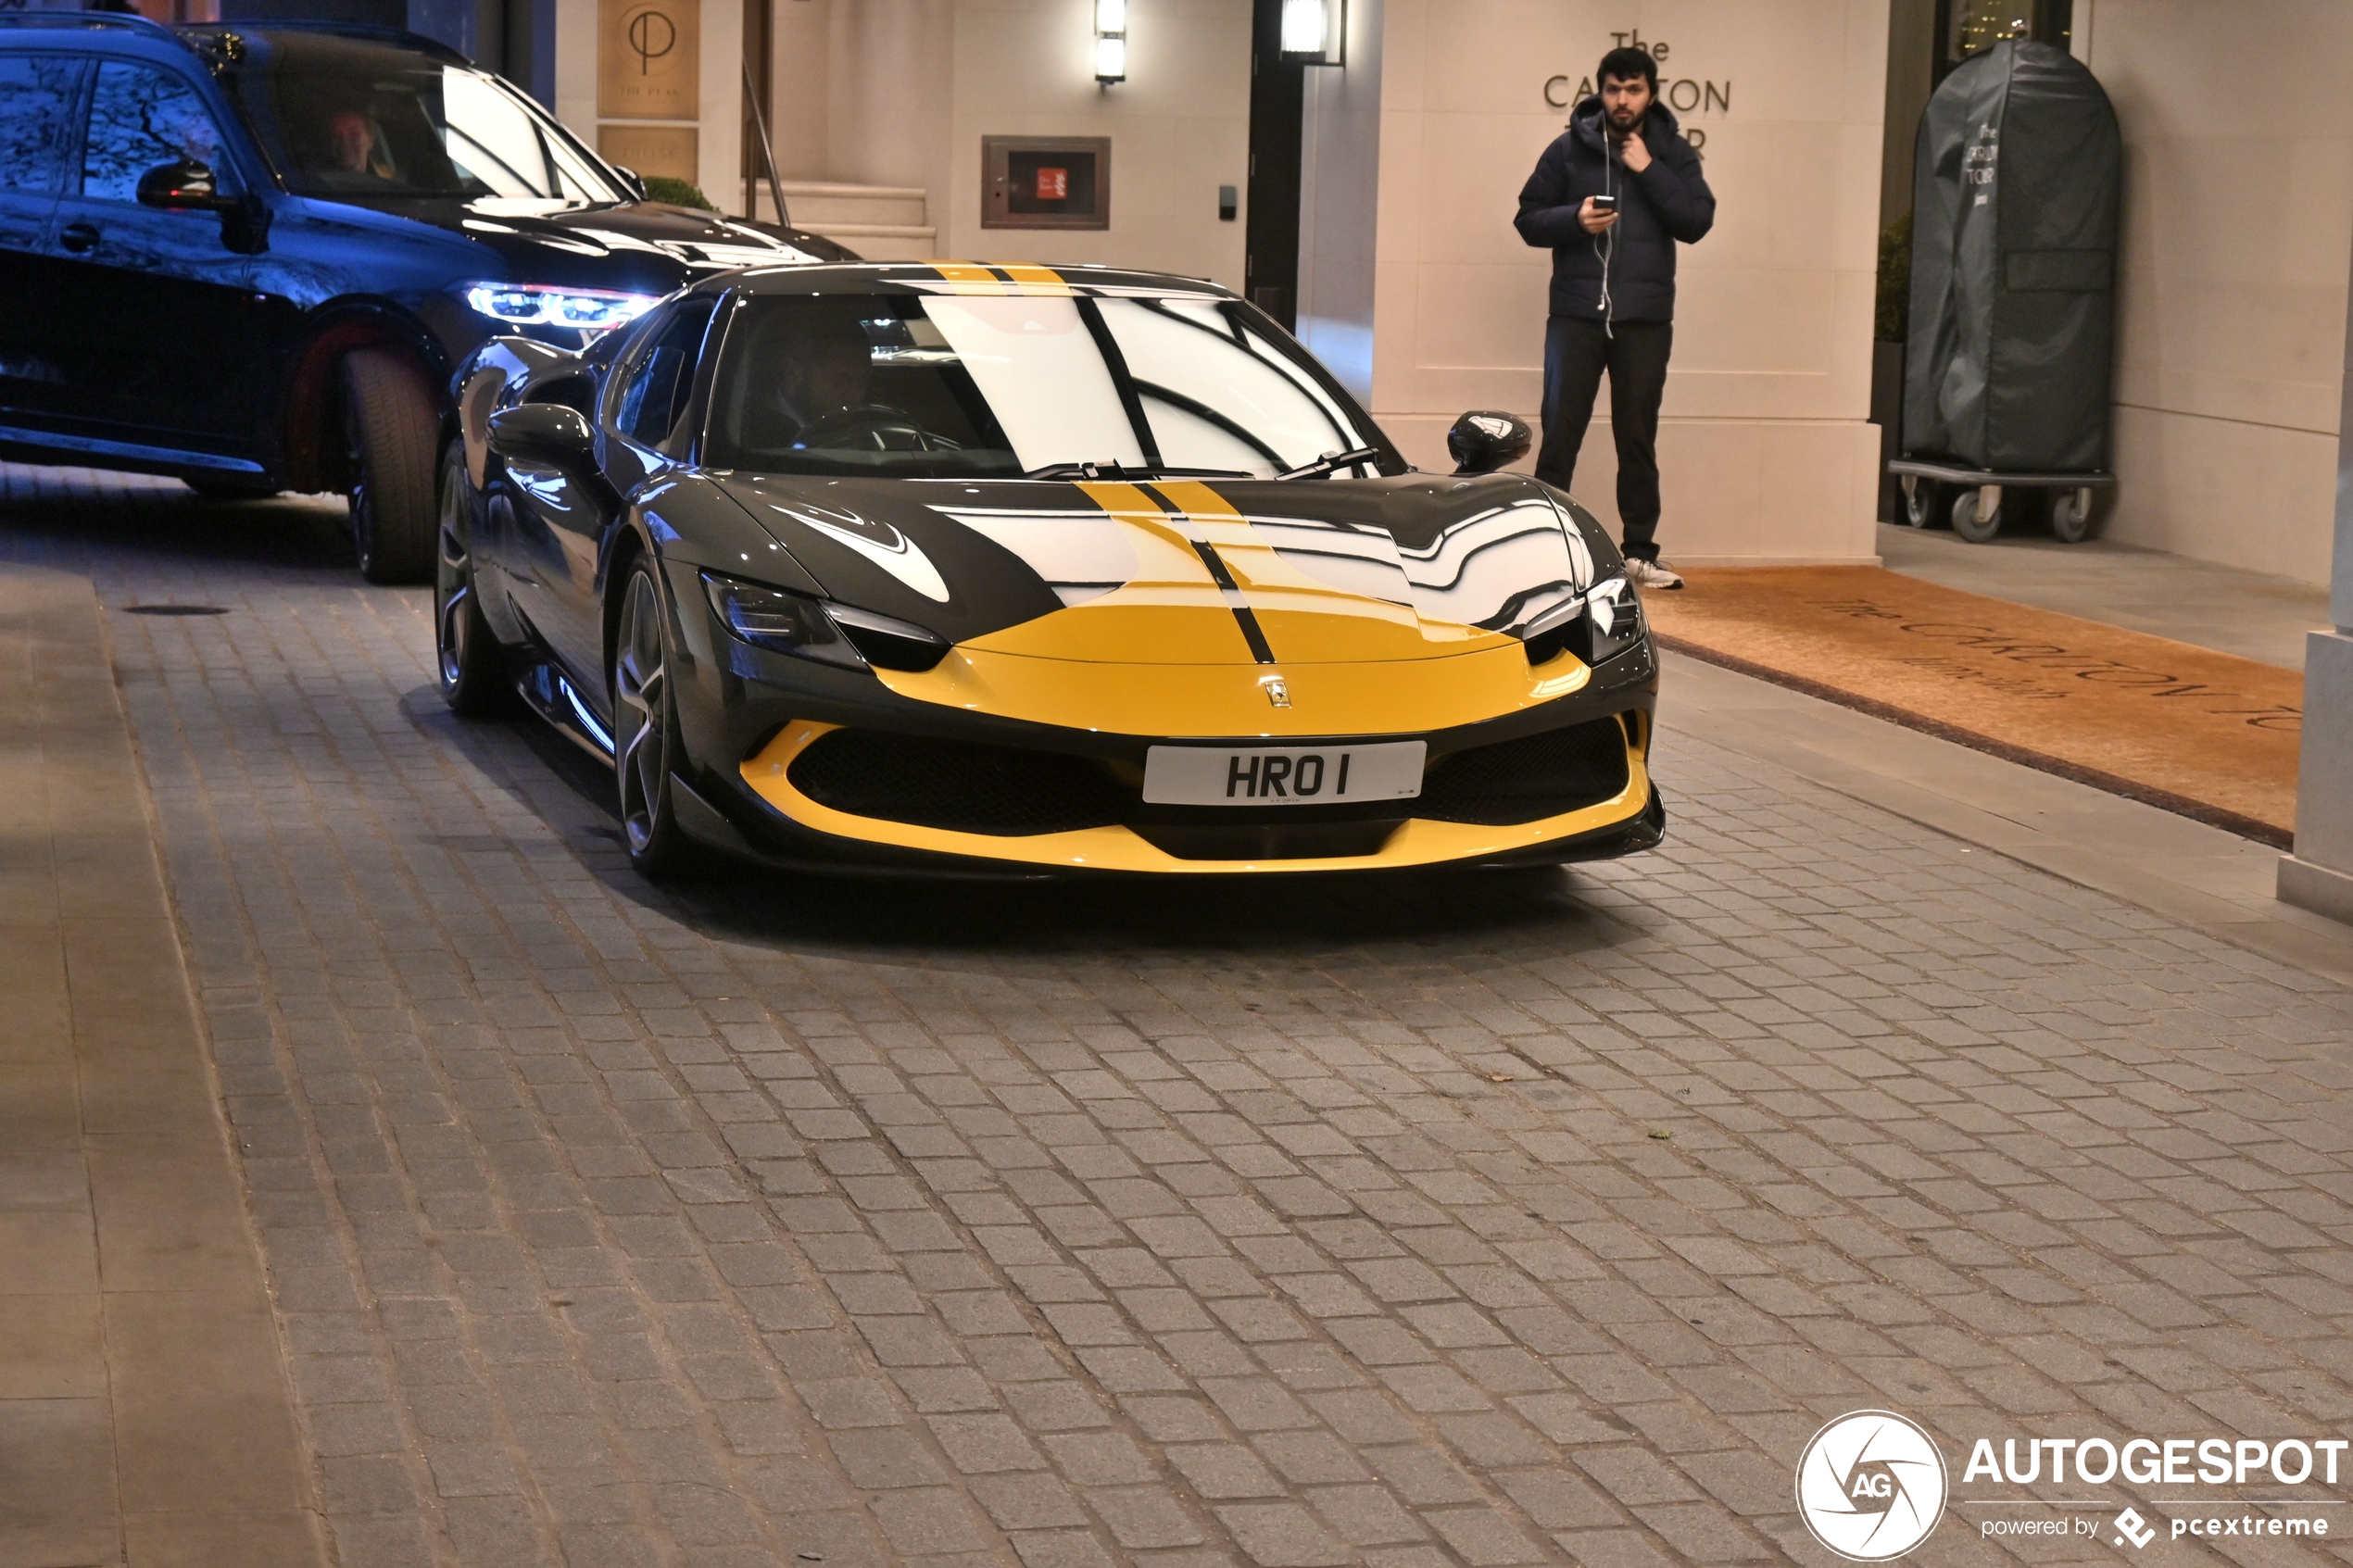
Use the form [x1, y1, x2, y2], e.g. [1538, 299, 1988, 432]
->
[8, 467, 2353, 1568]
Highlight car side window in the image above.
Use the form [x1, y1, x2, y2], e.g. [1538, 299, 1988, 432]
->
[614, 298, 718, 448]
[0, 56, 85, 194]
[80, 61, 232, 204]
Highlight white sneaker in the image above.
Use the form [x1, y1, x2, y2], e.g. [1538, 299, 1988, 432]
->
[1624, 558, 1683, 590]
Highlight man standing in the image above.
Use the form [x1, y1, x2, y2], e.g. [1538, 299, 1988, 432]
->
[1516, 46, 1716, 590]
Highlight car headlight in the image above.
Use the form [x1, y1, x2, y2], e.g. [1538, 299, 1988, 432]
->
[463, 282, 661, 332]
[1579, 575, 1643, 666]
[705, 574, 866, 669]
[703, 573, 948, 672]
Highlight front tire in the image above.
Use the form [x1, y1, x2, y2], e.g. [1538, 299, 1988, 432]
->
[344, 347, 439, 584]
[611, 558, 691, 878]
[435, 444, 516, 716]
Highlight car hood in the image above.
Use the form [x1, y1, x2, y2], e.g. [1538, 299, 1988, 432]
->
[713, 470, 1600, 667]
[344, 195, 846, 294]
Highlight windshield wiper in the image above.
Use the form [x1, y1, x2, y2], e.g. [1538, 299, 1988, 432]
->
[1275, 446, 1382, 482]
[1022, 461, 1252, 482]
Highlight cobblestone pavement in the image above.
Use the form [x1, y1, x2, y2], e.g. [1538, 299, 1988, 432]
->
[9, 468, 2353, 1568]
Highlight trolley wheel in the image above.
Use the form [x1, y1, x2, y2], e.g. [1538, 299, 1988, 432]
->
[2050, 487, 2095, 545]
[1899, 473, 1940, 528]
[1951, 486, 2002, 544]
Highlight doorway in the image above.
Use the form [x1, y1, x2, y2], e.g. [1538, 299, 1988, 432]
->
[1244, 0, 1303, 329]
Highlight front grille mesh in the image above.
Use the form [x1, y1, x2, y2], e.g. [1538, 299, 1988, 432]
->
[1416, 718, 1630, 825]
[784, 716, 1634, 847]
[788, 729, 1129, 835]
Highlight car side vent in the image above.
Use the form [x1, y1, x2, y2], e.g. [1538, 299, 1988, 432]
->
[829, 605, 950, 671]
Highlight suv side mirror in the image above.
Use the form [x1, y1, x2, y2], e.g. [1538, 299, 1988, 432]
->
[1447, 409, 1532, 475]
[488, 403, 597, 466]
[136, 157, 236, 212]
[610, 163, 650, 202]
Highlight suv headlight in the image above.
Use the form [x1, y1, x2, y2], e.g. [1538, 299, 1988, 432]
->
[703, 574, 948, 672]
[463, 282, 661, 332]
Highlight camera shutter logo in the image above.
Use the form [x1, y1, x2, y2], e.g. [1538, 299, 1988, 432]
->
[1795, 1411, 1948, 1561]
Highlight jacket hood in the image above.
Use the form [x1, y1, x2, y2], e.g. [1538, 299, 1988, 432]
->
[1569, 94, 1685, 153]
[715, 471, 1600, 667]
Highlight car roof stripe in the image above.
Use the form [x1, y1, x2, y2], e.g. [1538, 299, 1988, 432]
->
[998, 264, 1076, 296]
[925, 262, 1014, 294]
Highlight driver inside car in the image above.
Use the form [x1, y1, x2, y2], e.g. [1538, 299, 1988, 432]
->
[326, 108, 398, 181]
[736, 302, 960, 456]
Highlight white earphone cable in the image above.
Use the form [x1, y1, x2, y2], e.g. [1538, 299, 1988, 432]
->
[1596, 129, 1617, 338]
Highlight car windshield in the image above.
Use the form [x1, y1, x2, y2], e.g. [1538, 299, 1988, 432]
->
[235, 32, 626, 202]
[703, 291, 1390, 481]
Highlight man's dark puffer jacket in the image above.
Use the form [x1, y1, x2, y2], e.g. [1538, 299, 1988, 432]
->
[1515, 96, 1717, 323]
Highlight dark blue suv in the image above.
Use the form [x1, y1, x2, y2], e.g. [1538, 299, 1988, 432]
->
[0, 13, 849, 580]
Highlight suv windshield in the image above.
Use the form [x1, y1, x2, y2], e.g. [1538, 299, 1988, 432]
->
[233, 31, 625, 202]
[705, 291, 1390, 481]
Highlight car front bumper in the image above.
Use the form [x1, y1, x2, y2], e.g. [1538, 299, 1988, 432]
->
[660, 561, 1664, 876]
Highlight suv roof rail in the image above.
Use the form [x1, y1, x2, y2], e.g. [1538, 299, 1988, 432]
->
[176, 17, 471, 63]
[0, 9, 177, 36]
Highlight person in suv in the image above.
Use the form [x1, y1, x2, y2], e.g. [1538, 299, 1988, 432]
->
[0, 14, 849, 581]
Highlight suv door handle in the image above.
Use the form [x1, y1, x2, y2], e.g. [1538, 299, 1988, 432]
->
[58, 222, 100, 254]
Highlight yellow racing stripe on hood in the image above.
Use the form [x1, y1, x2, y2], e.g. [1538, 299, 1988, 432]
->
[1150, 480, 1516, 664]
[943, 481, 1255, 666]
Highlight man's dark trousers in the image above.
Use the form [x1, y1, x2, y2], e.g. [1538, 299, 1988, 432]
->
[1534, 316, 1672, 563]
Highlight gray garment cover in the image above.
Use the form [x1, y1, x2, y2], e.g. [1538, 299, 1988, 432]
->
[1904, 39, 2120, 472]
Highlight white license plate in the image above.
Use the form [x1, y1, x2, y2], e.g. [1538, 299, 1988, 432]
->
[1142, 741, 1426, 807]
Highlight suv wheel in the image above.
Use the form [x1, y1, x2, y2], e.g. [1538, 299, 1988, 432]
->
[344, 347, 438, 584]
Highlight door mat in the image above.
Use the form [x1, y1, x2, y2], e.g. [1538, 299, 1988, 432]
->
[1643, 567, 2303, 847]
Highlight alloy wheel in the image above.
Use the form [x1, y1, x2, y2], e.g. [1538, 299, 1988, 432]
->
[613, 570, 668, 856]
[435, 483, 472, 691]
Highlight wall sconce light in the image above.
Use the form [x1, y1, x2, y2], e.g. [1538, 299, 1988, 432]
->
[1094, 0, 1126, 82]
[1278, 0, 1343, 66]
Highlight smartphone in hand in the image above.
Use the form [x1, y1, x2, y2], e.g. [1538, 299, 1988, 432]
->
[1590, 194, 1618, 214]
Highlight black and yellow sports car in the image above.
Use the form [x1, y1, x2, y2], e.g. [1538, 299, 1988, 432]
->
[439, 262, 1662, 877]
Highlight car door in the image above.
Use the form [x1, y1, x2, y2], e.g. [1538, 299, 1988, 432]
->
[0, 53, 87, 436]
[505, 297, 717, 686]
[44, 56, 270, 457]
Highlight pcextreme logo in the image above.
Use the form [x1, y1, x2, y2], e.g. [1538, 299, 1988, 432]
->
[1794, 1413, 2347, 1559]
[1796, 1411, 1949, 1561]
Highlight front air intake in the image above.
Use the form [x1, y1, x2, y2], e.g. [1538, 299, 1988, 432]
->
[1416, 718, 1630, 825]
[787, 730, 1130, 834]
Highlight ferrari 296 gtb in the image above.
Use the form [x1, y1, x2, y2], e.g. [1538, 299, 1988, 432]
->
[440, 261, 1664, 878]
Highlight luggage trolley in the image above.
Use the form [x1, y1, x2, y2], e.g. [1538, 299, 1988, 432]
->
[1889, 458, 2115, 546]
[1894, 39, 2120, 547]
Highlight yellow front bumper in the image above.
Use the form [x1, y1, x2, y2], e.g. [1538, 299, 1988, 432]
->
[739, 717, 1652, 874]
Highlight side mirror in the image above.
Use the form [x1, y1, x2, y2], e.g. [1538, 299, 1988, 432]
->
[610, 163, 649, 202]
[136, 157, 236, 212]
[487, 403, 597, 466]
[1447, 409, 1532, 475]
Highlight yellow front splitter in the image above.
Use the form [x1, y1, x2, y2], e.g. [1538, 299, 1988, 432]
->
[740, 720, 1653, 874]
